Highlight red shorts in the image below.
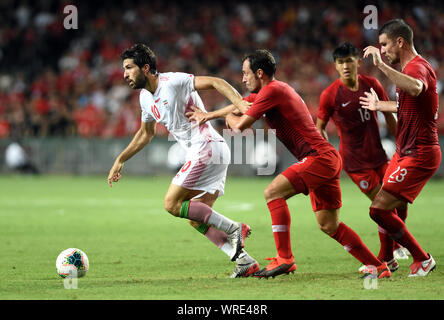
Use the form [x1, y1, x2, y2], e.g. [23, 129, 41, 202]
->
[382, 146, 441, 203]
[281, 149, 342, 212]
[347, 162, 388, 194]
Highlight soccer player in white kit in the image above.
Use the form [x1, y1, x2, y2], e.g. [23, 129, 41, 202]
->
[107, 44, 259, 277]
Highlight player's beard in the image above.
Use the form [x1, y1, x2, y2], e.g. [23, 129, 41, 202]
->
[386, 53, 400, 65]
[131, 73, 148, 89]
[249, 75, 261, 93]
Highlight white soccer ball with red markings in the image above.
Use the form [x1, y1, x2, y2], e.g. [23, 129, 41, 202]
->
[56, 248, 89, 278]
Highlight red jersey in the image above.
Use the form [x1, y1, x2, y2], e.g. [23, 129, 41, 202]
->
[317, 74, 389, 172]
[245, 80, 334, 160]
[396, 55, 440, 157]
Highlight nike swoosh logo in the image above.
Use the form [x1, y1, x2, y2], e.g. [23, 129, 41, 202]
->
[422, 259, 433, 272]
[341, 101, 351, 107]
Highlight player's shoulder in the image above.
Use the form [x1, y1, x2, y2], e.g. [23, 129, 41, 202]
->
[159, 72, 193, 82]
[323, 78, 342, 93]
[269, 79, 300, 96]
[405, 55, 432, 72]
[404, 55, 437, 80]
[320, 78, 341, 100]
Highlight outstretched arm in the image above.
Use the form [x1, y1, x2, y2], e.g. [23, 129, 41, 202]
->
[226, 113, 256, 132]
[359, 87, 398, 113]
[107, 120, 156, 187]
[194, 76, 251, 113]
[186, 104, 238, 126]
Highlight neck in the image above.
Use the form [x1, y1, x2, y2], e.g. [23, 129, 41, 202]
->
[340, 76, 358, 91]
[145, 73, 159, 94]
[400, 46, 418, 70]
[260, 76, 274, 89]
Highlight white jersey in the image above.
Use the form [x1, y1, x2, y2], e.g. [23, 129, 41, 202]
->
[139, 72, 224, 153]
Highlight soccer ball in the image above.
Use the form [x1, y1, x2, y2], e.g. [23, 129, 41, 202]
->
[56, 248, 89, 278]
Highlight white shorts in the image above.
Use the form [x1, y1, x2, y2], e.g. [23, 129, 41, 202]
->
[172, 141, 230, 197]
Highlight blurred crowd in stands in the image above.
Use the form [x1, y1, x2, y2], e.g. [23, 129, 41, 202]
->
[0, 0, 443, 139]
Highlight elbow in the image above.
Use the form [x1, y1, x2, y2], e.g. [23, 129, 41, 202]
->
[409, 81, 423, 97]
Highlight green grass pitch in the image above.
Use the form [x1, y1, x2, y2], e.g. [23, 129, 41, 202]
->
[1, 174, 443, 300]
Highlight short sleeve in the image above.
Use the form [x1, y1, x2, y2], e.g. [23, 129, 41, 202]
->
[170, 72, 195, 93]
[245, 87, 276, 120]
[404, 61, 430, 92]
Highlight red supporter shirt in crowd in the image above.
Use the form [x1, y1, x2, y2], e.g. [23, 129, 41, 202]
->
[396, 55, 440, 157]
[245, 80, 334, 160]
[317, 74, 389, 172]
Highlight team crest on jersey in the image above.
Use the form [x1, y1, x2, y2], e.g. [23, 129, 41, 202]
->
[360, 180, 369, 190]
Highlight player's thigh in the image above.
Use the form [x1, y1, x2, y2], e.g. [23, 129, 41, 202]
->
[264, 174, 299, 202]
[309, 177, 342, 212]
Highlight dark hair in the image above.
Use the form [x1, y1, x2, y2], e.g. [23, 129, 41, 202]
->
[121, 43, 157, 74]
[242, 49, 276, 77]
[332, 42, 360, 61]
[379, 19, 413, 45]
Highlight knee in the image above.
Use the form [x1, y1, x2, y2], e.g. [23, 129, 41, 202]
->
[264, 185, 279, 202]
[163, 198, 181, 217]
[369, 206, 385, 224]
[318, 221, 338, 236]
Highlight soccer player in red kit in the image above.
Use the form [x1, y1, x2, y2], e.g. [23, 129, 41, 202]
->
[188, 49, 391, 279]
[360, 19, 441, 277]
[316, 42, 407, 270]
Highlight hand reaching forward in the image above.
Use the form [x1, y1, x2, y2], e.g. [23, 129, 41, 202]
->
[359, 87, 379, 111]
[107, 161, 124, 187]
[186, 106, 209, 126]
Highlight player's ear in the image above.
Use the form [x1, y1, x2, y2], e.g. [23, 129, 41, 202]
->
[142, 64, 150, 75]
[256, 68, 264, 79]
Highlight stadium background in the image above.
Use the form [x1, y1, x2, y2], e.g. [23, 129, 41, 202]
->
[0, 0, 443, 176]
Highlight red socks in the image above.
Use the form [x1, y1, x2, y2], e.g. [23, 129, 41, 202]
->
[370, 207, 427, 262]
[331, 222, 382, 266]
[377, 207, 408, 260]
[267, 199, 293, 259]
[377, 225, 395, 261]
